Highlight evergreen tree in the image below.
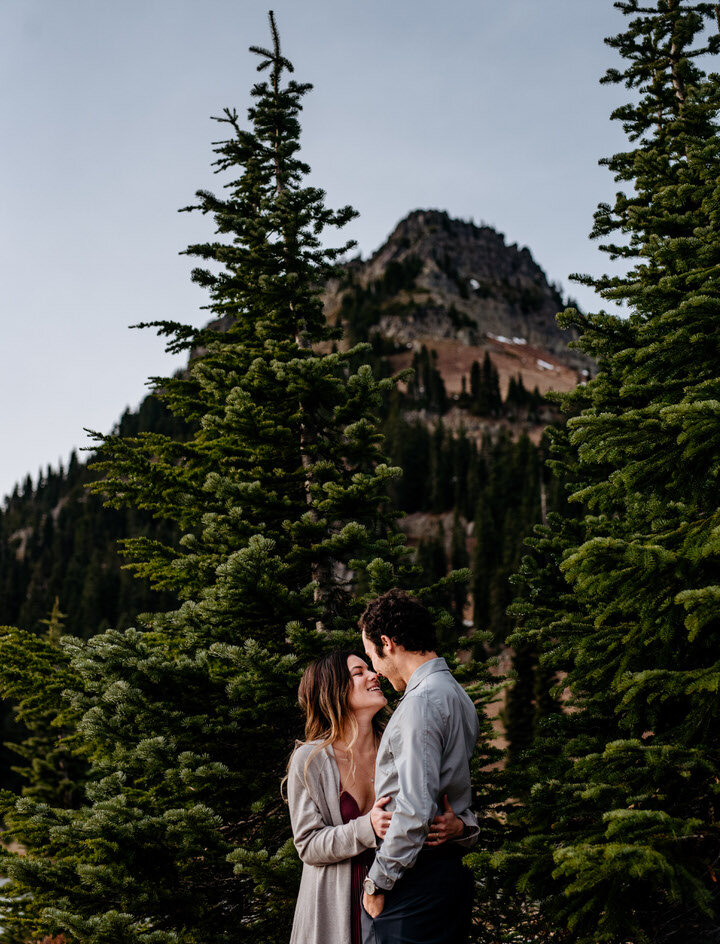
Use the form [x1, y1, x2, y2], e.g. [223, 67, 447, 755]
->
[469, 352, 502, 416]
[450, 509, 470, 629]
[470, 358, 483, 410]
[409, 345, 447, 412]
[0, 17, 479, 944]
[505, 373, 536, 419]
[381, 402, 432, 512]
[415, 522, 447, 586]
[482, 351, 502, 416]
[472, 493, 496, 633]
[0, 599, 87, 940]
[471, 432, 546, 648]
[0, 413, 184, 651]
[503, 642, 537, 766]
[429, 420, 454, 511]
[452, 427, 474, 511]
[503, 3, 720, 941]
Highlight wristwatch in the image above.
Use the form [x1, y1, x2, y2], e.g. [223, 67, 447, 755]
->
[363, 877, 380, 896]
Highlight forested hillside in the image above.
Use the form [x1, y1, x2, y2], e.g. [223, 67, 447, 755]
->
[0, 396, 187, 640]
[0, 209, 581, 791]
[2, 3, 718, 943]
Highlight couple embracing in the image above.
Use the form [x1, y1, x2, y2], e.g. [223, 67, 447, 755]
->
[287, 589, 478, 944]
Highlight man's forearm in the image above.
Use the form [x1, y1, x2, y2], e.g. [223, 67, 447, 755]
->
[368, 806, 433, 889]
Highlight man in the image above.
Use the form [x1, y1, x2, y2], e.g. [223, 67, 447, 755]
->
[359, 588, 479, 944]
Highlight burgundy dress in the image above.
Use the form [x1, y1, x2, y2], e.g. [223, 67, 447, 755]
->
[340, 790, 375, 944]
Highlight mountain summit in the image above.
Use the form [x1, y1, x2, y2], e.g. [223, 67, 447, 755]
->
[325, 209, 586, 370]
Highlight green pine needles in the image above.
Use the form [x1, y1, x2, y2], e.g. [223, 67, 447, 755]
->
[503, 2, 720, 942]
[13, 4, 720, 941]
[0, 13, 485, 944]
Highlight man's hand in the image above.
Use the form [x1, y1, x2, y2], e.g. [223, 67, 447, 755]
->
[370, 794, 392, 839]
[425, 794, 465, 846]
[363, 890, 385, 918]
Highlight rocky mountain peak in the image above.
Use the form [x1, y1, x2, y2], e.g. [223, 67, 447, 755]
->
[325, 209, 587, 370]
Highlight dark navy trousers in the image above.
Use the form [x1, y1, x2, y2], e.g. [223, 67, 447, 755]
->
[362, 854, 474, 944]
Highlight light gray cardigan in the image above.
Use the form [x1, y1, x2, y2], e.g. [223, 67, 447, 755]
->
[287, 741, 377, 944]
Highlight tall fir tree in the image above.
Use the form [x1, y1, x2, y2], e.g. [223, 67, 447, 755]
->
[0, 16, 485, 944]
[0, 599, 86, 807]
[0, 599, 87, 942]
[502, 2, 720, 941]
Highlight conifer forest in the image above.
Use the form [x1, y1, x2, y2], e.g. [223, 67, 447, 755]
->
[1, 2, 720, 941]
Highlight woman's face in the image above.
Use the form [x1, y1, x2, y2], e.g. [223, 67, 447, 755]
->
[346, 654, 387, 716]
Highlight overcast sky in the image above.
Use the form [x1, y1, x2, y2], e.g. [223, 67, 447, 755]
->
[2, 0, 631, 500]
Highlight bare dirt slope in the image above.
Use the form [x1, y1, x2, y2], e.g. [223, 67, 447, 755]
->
[387, 335, 582, 399]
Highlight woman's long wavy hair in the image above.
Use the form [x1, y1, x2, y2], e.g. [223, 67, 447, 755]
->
[289, 650, 385, 792]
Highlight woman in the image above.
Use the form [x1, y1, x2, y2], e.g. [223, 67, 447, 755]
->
[286, 650, 463, 944]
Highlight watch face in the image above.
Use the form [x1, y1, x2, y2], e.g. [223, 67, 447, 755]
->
[363, 877, 376, 895]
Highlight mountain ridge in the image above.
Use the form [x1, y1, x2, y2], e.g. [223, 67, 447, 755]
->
[325, 208, 590, 374]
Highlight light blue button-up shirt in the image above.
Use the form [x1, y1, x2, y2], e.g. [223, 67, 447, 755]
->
[368, 657, 479, 890]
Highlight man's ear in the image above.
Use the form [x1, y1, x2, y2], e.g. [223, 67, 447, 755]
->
[380, 634, 394, 655]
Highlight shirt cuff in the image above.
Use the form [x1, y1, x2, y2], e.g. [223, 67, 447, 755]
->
[367, 861, 395, 891]
[454, 809, 480, 848]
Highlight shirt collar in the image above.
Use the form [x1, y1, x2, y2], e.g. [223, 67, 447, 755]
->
[402, 656, 449, 696]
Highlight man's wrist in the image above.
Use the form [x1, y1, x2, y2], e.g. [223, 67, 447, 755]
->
[365, 871, 394, 893]
[454, 819, 479, 844]
[363, 877, 382, 896]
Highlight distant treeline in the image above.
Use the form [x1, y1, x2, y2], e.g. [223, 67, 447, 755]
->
[0, 373, 559, 789]
[405, 344, 548, 420]
[0, 395, 187, 642]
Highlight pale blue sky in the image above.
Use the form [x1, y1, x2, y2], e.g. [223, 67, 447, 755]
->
[2, 0, 630, 499]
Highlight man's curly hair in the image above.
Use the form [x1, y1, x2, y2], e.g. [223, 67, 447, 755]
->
[359, 588, 437, 656]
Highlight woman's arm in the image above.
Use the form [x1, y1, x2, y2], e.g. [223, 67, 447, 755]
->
[287, 750, 377, 866]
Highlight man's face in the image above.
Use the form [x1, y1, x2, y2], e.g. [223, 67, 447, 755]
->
[362, 629, 405, 692]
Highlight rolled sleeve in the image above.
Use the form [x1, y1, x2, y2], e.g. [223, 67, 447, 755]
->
[455, 808, 480, 849]
[368, 694, 443, 890]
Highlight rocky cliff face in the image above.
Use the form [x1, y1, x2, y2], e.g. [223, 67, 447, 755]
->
[324, 209, 589, 371]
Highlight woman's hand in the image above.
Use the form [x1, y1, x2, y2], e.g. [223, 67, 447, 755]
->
[425, 794, 464, 846]
[370, 795, 392, 839]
